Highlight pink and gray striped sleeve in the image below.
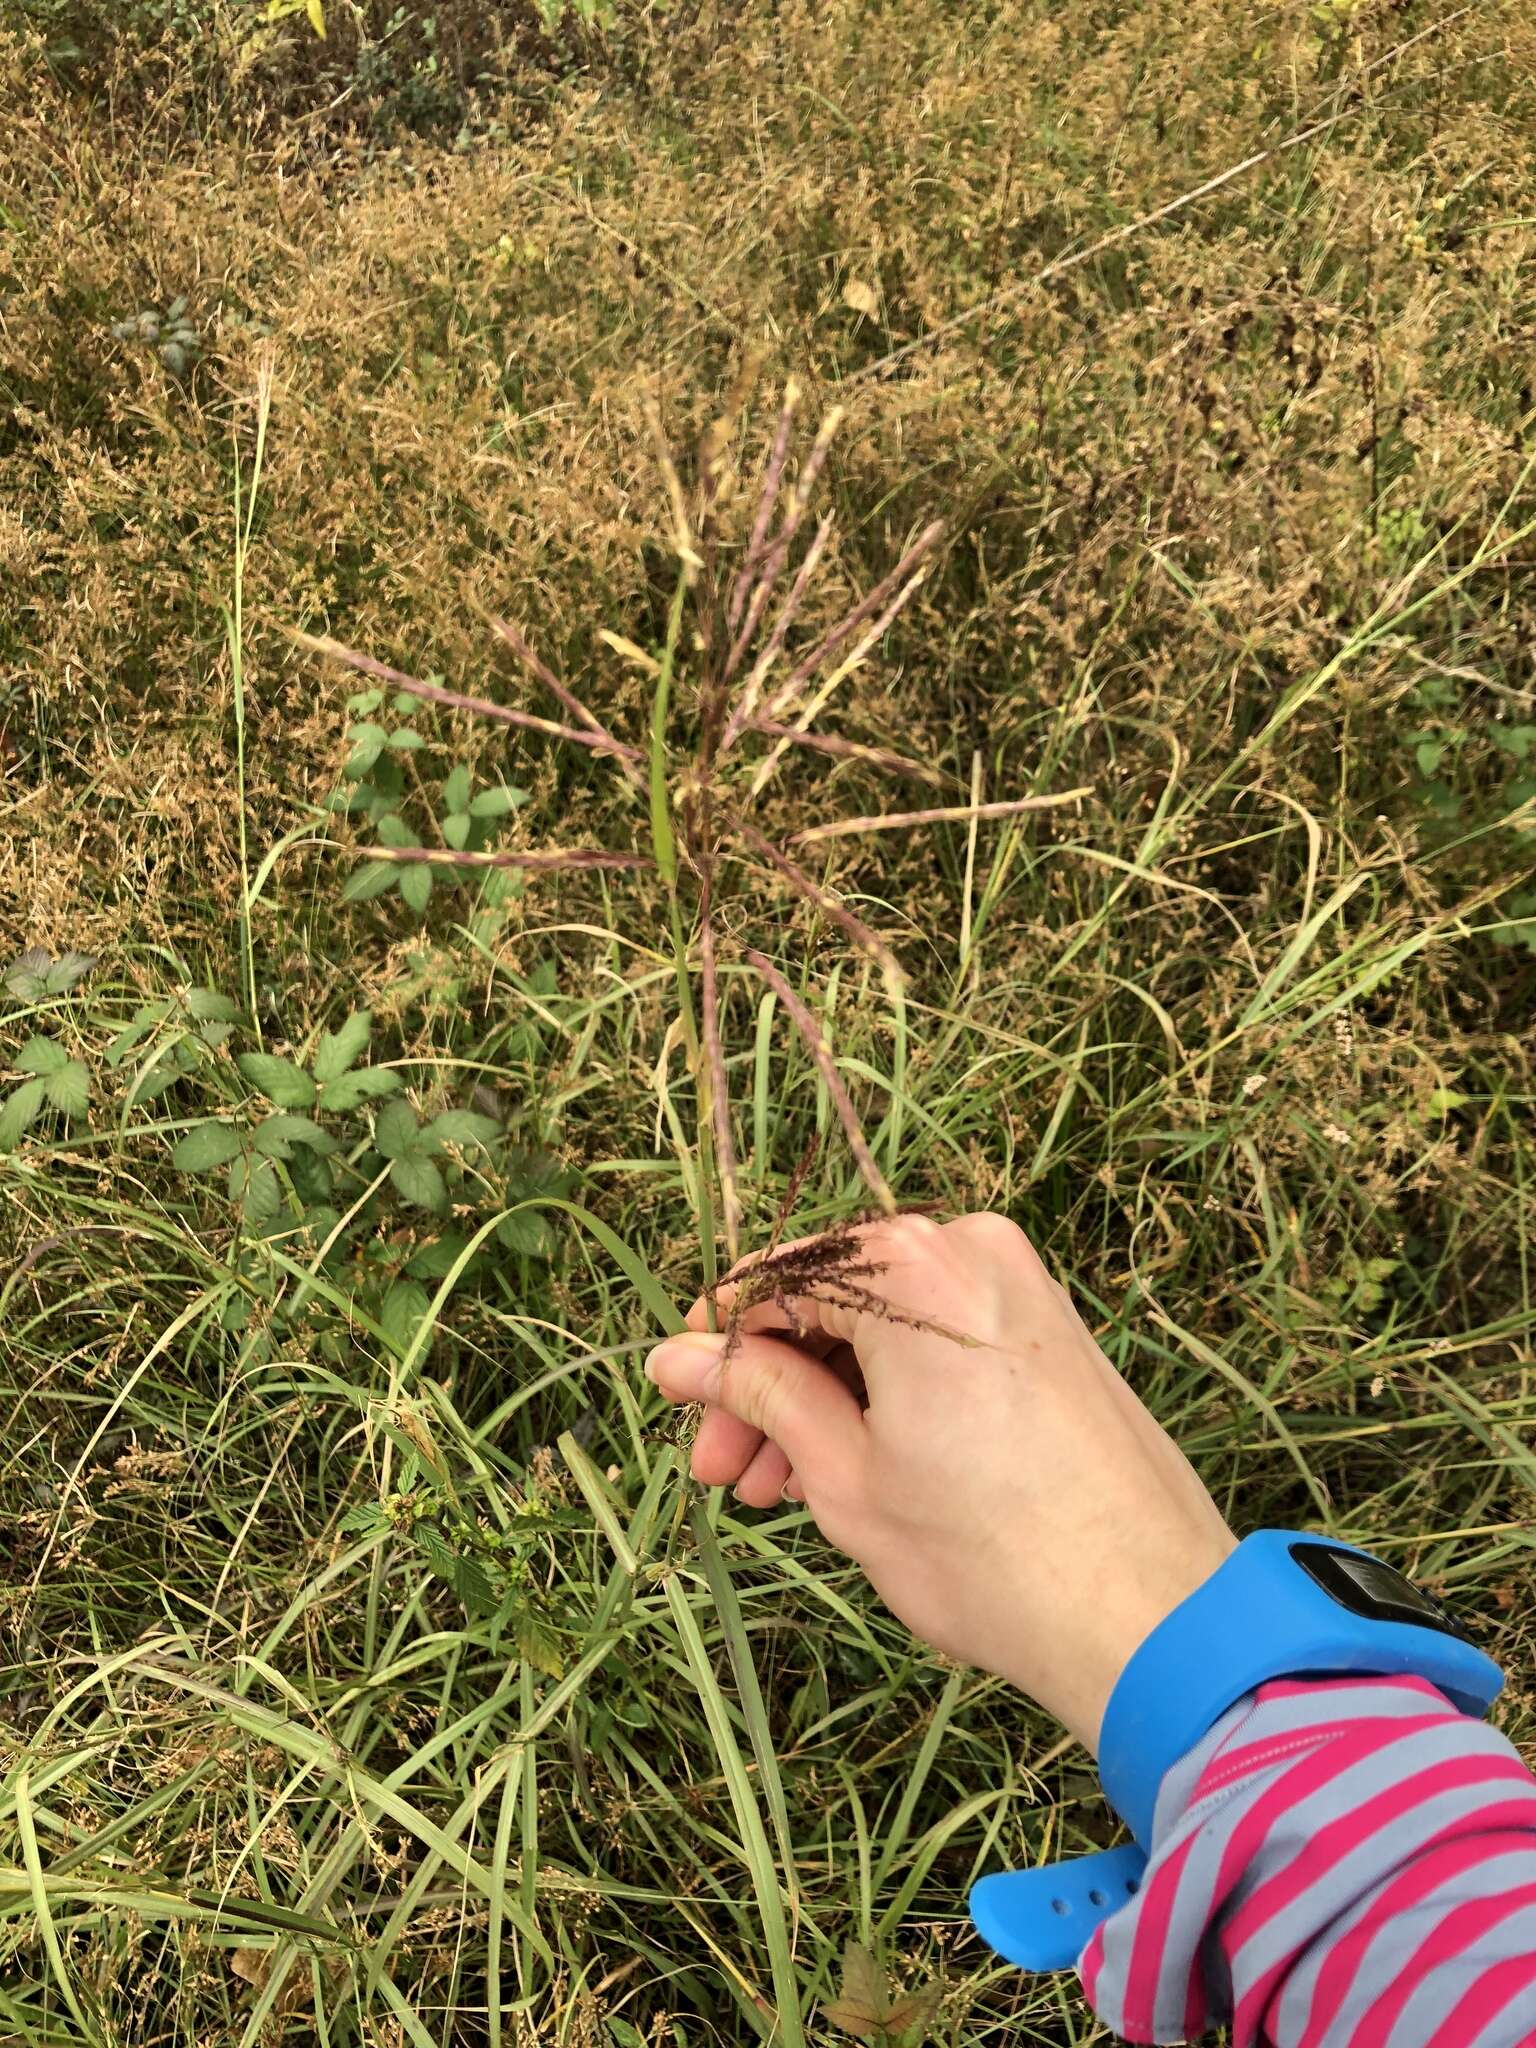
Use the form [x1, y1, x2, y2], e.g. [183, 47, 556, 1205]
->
[1079, 1674, 1536, 2046]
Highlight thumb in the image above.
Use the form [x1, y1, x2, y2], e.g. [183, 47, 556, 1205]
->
[645, 1329, 863, 1494]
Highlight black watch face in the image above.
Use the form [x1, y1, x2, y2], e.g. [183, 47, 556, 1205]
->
[1290, 1542, 1470, 1639]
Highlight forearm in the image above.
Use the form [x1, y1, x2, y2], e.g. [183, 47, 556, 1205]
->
[1082, 1675, 1536, 2046]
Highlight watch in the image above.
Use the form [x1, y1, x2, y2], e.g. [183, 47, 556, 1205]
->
[969, 1529, 1504, 1973]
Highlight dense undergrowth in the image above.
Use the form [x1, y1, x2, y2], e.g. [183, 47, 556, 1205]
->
[2, 0, 1535, 2041]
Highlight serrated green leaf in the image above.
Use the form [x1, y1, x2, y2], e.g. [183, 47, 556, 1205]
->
[312, 1008, 372, 1084]
[289, 1147, 333, 1206]
[442, 764, 471, 813]
[0, 1078, 47, 1151]
[43, 950, 96, 994]
[343, 860, 397, 903]
[405, 1232, 475, 1279]
[172, 1120, 244, 1171]
[390, 1153, 446, 1211]
[513, 1608, 565, 1678]
[453, 1553, 498, 1616]
[399, 862, 433, 914]
[44, 1061, 89, 1120]
[186, 988, 241, 1022]
[375, 812, 418, 850]
[3, 948, 51, 1001]
[414, 1522, 457, 1579]
[442, 812, 471, 850]
[236, 1053, 317, 1109]
[319, 1066, 401, 1110]
[380, 1278, 431, 1353]
[17, 1035, 68, 1076]
[228, 1153, 282, 1223]
[496, 1209, 553, 1259]
[253, 1113, 337, 1160]
[468, 784, 529, 818]
[374, 1099, 419, 1160]
[338, 1502, 388, 1535]
[427, 1109, 501, 1149]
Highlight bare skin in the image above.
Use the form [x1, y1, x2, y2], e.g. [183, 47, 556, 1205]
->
[644, 1212, 1236, 1753]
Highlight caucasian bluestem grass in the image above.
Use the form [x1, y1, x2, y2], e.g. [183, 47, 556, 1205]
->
[294, 382, 1086, 1277]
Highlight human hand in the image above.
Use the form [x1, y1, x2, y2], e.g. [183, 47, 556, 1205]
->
[644, 1213, 1235, 1751]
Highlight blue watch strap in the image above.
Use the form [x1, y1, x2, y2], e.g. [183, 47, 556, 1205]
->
[969, 1529, 1504, 1973]
[970, 1844, 1148, 1971]
[1099, 1530, 1503, 1845]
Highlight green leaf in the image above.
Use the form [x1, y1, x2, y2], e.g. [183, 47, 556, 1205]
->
[45, 950, 96, 994]
[346, 689, 383, 715]
[172, 1120, 244, 1171]
[44, 1061, 90, 1120]
[380, 1278, 431, 1353]
[442, 812, 471, 850]
[17, 1035, 67, 1076]
[399, 862, 433, 914]
[289, 1147, 334, 1206]
[387, 728, 425, 751]
[342, 860, 397, 903]
[127, 1068, 179, 1106]
[375, 812, 418, 850]
[414, 1522, 457, 1581]
[496, 1209, 552, 1259]
[374, 1099, 420, 1160]
[1427, 1086, 1469, 1115]
[319, 1066, 401, 1110]
[236, 1053, 317, 1109]
[405, 1232, 476, 1279]
[344, 723, 389, 777]
[513, 1607, 565, 1678]
[0, 1078, 47, 1151]
[468, 784, 528, 818]
[390, 1153, 447, 1211]
[226, 1153, 282, 1222]
[392, 691, 419, 716]
[186, 987, 241, 1022]
[312, 1008, 372, 1084]
[105, 1000, 173, 1066]
[453, 1554, 498, 1617]
[1415, 738, 1446, 778]
[253, 1113, 338, 1160]
[338, 1502, 388, 1536]
[427, 1109, 501, 1149]
[442, 764, 471, 814]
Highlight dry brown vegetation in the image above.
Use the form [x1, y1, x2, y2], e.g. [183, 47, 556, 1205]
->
[3, 0, 1535, 2040]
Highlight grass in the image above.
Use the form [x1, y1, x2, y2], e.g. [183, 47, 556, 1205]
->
[4, 0, 1536, 2042]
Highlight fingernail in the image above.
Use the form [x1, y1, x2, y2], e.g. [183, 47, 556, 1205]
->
[643, 1330, 728, 1386]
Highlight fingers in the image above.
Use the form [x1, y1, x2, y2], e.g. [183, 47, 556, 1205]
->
[690, 1404, 767, 1488]
[645, 1328, 864, 1496]
[733, 1438, 794, 1508]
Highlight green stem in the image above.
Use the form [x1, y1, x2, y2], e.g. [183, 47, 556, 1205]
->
[227, 364, 273, 1042]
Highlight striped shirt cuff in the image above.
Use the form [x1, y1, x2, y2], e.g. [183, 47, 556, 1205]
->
[1078, 1675, 1536, 2046]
